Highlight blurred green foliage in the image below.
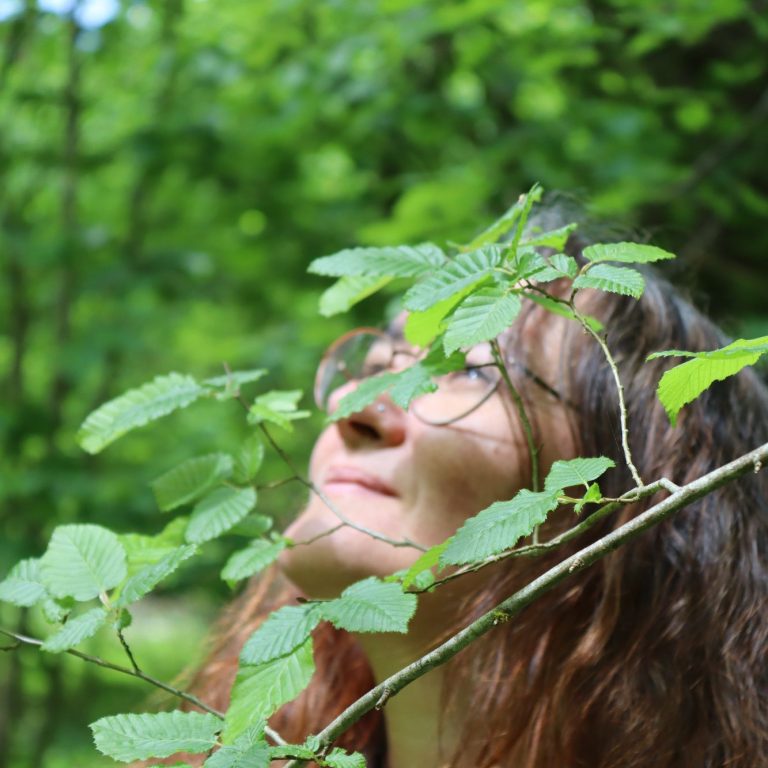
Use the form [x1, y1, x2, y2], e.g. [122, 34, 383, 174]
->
[1, 0, 766, 765]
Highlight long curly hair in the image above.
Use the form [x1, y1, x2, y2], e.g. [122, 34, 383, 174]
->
[186, 246, 768, 767]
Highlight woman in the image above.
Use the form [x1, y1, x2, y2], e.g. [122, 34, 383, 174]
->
[189, 236, 768, 767]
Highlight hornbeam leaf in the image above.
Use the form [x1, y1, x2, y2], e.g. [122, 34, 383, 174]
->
[321, 577, 417, 633]
[647, 336, 768, 361]
[204, 726, 268, 768]
[443, 287, 522, 354]
[583, 242, 676, 265]
[324, 748, 367, 768]
[309, 243, 445, 277]
[232, 434, 266, 484]
[224, 640, 315, 743]
[544, 457, 615, 493]
[116, 545, 197, 608]
[91, 711, 221, 761]
[240, 604, 321, 665]
[42, 607, 108, 653]
[248, 390, 310, 432]
[401, 542, 448, 589]
[319, 275, 392, 317]
[0, 558, 47, 607]
[152, 454, 234, 512]
[186, 487, 257, 544]
[656, 340, 765, 426]
[40, 525, 127, 601]
[573, 264, 645, 298]
[203, 369, 267, 388]
[441, 490, 560, 566]
[119, 517, 189, 574]
[77, 373, 206, 454]
[403, 246, 504, 311]
[221, 538, 286, 583]
[520, 223, 578, 250]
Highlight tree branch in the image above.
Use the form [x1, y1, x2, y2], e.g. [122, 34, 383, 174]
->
[285, 440, 767, 763]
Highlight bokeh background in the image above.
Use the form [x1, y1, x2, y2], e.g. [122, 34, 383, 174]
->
[1, 1, 767, 765]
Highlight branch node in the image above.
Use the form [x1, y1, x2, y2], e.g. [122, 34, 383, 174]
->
[375, 686, 393, 710]
[568, 557, 585, 573]
[754, 459, 762, 474]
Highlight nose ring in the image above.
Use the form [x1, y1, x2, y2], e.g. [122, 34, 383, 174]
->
[375, 403, 386, 413]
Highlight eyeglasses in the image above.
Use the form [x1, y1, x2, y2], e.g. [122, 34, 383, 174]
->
[314, 327, 572, 426]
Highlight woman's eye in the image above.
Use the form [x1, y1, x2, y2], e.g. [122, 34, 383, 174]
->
[455, 366, 494, 383]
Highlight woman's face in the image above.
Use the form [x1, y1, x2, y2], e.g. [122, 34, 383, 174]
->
[280, 316, 575, 598]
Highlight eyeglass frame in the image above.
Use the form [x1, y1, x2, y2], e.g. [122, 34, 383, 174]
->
[314, 326, 577, 427]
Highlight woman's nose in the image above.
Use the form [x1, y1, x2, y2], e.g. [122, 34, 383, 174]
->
[327, 382, 407, 449]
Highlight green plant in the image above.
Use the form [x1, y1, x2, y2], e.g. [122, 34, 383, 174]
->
[2, 187, 766, 767]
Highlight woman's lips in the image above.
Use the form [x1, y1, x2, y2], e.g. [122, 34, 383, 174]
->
[323, 467, 398, 497]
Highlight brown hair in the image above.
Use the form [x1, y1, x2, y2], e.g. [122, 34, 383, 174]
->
[188, 254, 768, 767]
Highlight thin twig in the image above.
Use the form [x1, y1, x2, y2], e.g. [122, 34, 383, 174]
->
[282, 440, 767, 764]
[116, 628, 141, 673]
[572, 305, 643, 486]
[491, 339, 540, 492]
[292, 523, 345, 546]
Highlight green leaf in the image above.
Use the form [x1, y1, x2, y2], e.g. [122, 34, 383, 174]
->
[441, 490, 560, 566]
[573, 264, 645, 298]
[248, 390, 310, 431]
[152, 453, 234, 512]
[583, 242, 676, 265]
[403, 246, 504, 312]
[91, 711, 222, 762]
[323, 748, 367, 768]
[574, 483, 603, 514]
[42, 596, 74, 624]
[268, 745, 315, 761]
[221, 538, 287, 583]
[203, 369, 267, 389]
[116, 545, 197, 608]
[119, 517, 189, 575]
[42, 607, 108, 653]
[229, 514, 273, 538]
[224, 640, 315, 743]
[0, 558, 47, 607]
[321, 577, 417, 633]
[520, 222, 578, 250]
[204, 726, 268, 768]
[647, 336, 768, 360]
[40, 525, 127, 601]
[309, 243, 445, 277]
[77, 373, 206, 454]
[525, 292, 604, 332]
[544, 457, 615, 492]
[186, 487, 258, 544]
[443, 287, 522, 354]
[240, 604, 321, 665]
[330, 372, 399, 421]
[404, 294, 467, 346]
[232, 434, 265, 484]
[401, 542, 448, 589]
[319, 275, 392, 317]
[464, 188, 540, 251]
[656, 339, 765, 425]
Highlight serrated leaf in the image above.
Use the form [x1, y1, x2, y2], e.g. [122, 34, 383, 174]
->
[116, 545, 197, 608]
[221, 538, 287, 583]
[443, 287, 522, 354]
[119, 517, 189, 575]
[319, 275, 392, 317]
[441, 490, 560, 566]
[401, 542, 448, 589]
[583, 242, 676, 265]
[232, 434, 265, 484]
[309, 243, 445, 277]
[520, 223, 578, 250]
[321, 578, 417, 633]
[269, 745, 315, 761]
[656, 341, 764, 426]
[40, 525, 127, 601]
[91, 711, 221, 762]
[0, 558, 47, 607]
[329, 372, 400, 421]
[77, 373, 205, 454]
[647, 336, 768, 361]
[404, 293, 467, 346]
[42, 607, 108, 652]
[403, 246, 504, 312]
[152, 454, 234, 512]
[204, 725, 268, 768]
[186, 487, 257, 544]
[248, 390, 310, 431]
[203, 369, 267, 388]
[229, 514, 273, 538]
[544, 457, 615, 493]
[464, 188, 542, 251]
[324, 748, 367, 768]
[42, 596, 73, 624]
[574, 483, 603, 514]
[240, 604, 321, 665]
[573, 264, 645, 298]
[224, 640, 315, 743]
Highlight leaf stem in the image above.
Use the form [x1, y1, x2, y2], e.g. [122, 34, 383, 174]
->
[116, 628, 140, 673]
